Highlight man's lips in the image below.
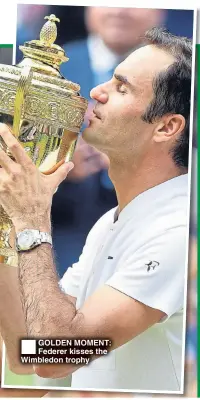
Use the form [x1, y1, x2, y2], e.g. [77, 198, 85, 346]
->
[93, 110, 101, 120]
[86, 108, 102, 126]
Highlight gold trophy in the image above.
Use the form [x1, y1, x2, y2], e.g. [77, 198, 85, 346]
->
[0, 14, 88, 266]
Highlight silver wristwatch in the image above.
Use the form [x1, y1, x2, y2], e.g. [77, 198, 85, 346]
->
[16, 229, 52, 252]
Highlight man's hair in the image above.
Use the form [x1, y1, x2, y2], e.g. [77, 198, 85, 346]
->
[141, 27, 192, 168]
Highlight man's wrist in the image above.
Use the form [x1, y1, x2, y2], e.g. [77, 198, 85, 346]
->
[13, 218, 51, 235]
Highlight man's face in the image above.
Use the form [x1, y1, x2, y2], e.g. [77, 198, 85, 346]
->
[83, 45, 174, 161]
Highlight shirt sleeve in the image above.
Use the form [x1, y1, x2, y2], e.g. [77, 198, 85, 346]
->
[106, 226, 187, 319]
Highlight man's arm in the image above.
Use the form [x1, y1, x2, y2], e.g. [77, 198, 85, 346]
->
[0, 262, 77, 376]
[0, 294, 48, 398]
[0, 264, 33, 374]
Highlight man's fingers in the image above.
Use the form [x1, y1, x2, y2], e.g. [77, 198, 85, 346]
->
[49, 162, 74, 189]
[0, 149, 16, 173]
[0, 123, 32, 166]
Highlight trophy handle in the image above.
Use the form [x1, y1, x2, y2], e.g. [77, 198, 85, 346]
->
[43, 134, 77, 175]
[13, 66, 33, 137]
[43, 159, 65, 175]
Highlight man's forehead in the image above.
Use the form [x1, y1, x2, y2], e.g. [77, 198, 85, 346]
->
[118, 45, 174, 84]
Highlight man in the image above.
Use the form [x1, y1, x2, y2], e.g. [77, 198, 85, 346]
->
[51, 7, 165, 277]
[0, 27, 191, 392]
[52, 6, 192, 279]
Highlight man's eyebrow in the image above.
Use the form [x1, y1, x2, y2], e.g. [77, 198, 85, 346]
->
[114, 73, 135, 91]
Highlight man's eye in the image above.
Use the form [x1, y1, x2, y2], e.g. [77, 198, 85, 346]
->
[116, 83, 127, 94]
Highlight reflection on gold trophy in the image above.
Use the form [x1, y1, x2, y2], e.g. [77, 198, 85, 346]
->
[0, 14, 88, 266]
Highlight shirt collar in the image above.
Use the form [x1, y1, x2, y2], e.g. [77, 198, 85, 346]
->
[114, 174, 189, 225]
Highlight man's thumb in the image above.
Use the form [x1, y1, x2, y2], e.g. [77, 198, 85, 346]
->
[51, 161, 74, 187]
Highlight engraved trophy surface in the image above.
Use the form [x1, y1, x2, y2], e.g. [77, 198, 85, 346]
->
[0, 14, 88, 265]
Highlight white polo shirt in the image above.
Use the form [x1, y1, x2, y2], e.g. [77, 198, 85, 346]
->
[60, 174, 188, 393]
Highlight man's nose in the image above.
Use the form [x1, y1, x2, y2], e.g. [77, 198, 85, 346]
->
[90, 84, 108, 104]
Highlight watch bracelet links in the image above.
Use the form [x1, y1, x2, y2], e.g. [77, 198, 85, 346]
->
[40, 231, 53, 246]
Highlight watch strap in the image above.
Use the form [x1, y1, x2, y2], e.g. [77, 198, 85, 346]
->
[40, 231, 52, 246]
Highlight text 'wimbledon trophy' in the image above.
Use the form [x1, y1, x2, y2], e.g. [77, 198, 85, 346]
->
[0, 14, 88, 266]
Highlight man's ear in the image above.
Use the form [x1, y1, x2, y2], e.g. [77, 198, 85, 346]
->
[153, 114, 185, 143]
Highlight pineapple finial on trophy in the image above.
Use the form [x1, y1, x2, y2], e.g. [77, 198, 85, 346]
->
[19, 12, 68, 70]
[40, 14, 60, 47]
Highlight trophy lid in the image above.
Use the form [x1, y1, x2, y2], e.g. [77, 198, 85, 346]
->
[19, 14, 69, 73]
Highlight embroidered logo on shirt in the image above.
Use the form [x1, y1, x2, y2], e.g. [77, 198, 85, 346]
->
[145, 261, 160, 272]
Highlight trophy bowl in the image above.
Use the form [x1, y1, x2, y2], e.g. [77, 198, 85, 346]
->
[0, 14, 88, 265]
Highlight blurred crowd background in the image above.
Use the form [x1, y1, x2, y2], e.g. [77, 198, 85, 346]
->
[0, 4, 197, 397]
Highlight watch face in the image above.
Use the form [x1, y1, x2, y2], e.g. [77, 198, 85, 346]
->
[18, 230, 35, 250]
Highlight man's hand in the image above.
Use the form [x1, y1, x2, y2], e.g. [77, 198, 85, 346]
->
[0, 124, 74, 232]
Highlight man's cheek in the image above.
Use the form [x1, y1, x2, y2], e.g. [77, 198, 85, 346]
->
[123, 102, 143, 117]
